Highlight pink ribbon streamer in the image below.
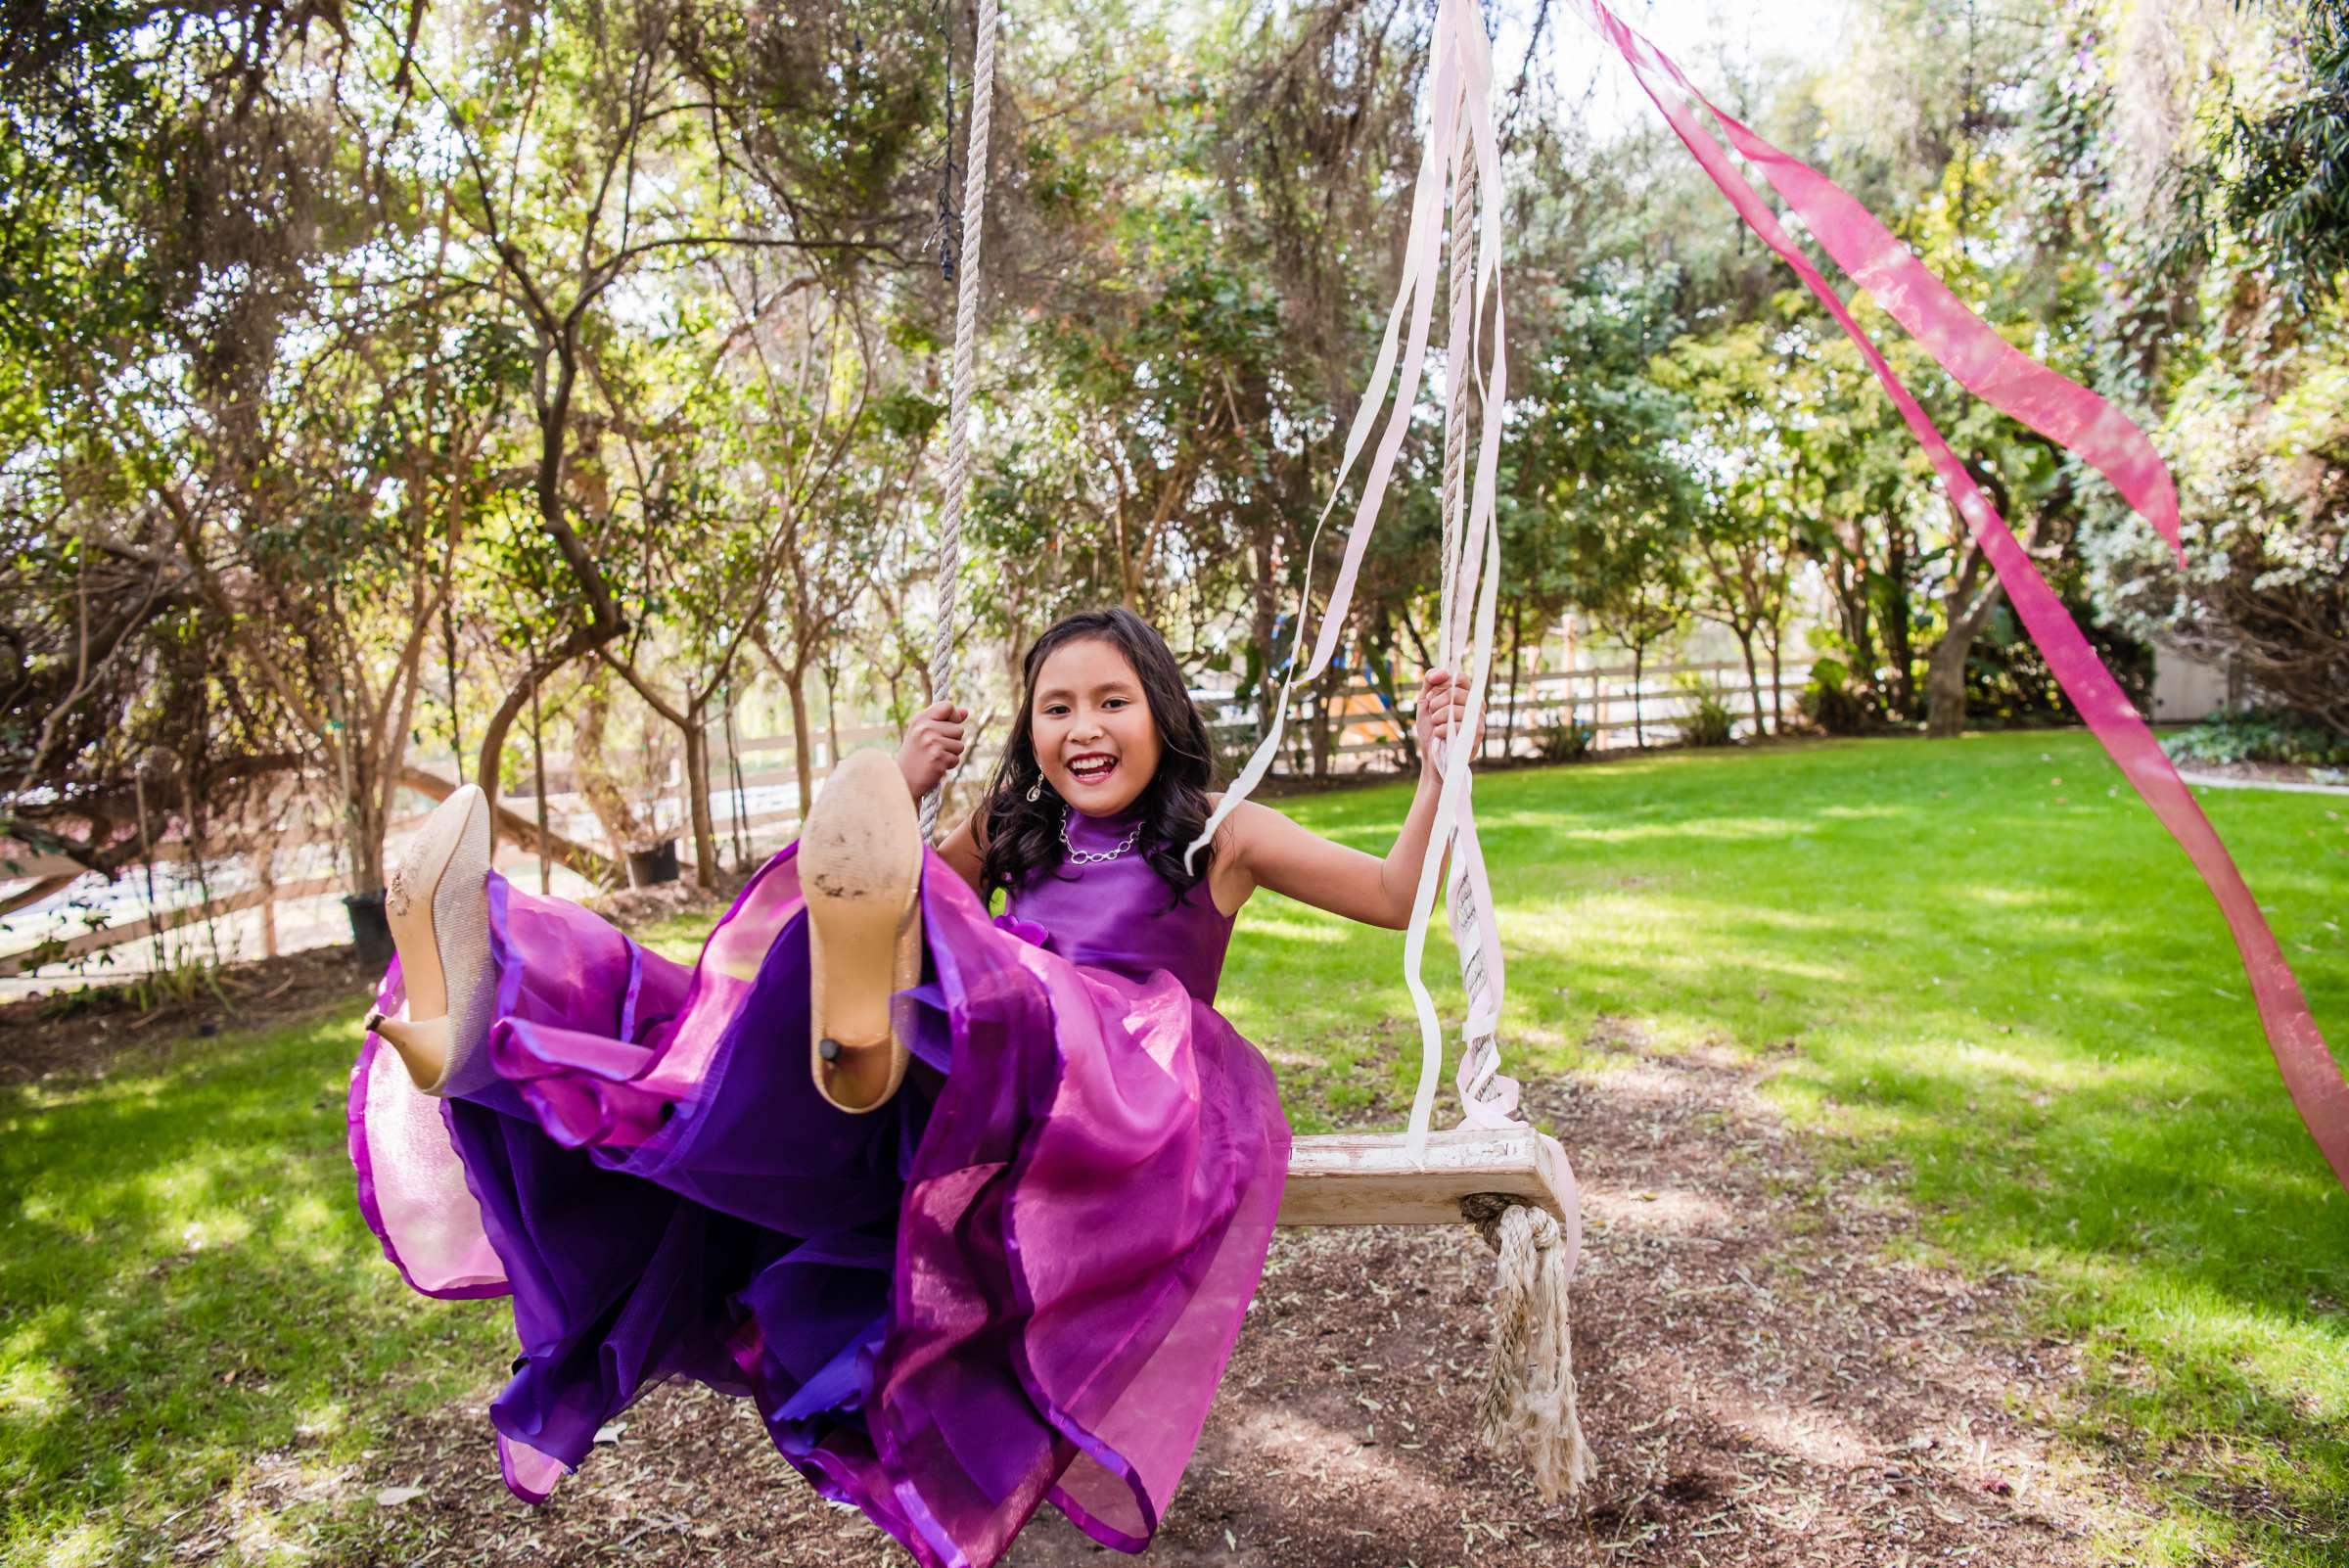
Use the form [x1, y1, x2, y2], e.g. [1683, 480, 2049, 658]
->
[1565, 0, 2349, 1187]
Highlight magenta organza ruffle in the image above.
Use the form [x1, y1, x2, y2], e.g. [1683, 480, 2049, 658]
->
[349, 845, 1289, 1568]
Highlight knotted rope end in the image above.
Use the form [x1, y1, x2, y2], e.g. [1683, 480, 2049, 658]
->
[1460, 1191, 1595, 1502]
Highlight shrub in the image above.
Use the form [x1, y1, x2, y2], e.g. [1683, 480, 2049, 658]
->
[1799, 657, 1868, 735]
[1534, 708, 1597, 762]
[2160, 708, 2349, 768]
[124, 951, 231, 1014]
[1674, 675, 1739, 748]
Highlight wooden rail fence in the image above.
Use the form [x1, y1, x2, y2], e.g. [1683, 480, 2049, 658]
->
[2, 657, 1809, 982]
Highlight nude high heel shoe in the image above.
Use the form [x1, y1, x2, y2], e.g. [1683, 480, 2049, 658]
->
[801, 749, 922, 1114]
[363, 784, 496, 1097]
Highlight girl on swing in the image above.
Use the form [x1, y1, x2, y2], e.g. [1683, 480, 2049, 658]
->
[351, 606, 1478, 1568]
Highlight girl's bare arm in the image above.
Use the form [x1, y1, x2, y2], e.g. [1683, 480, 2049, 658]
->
[1216, 669, 1477, 929]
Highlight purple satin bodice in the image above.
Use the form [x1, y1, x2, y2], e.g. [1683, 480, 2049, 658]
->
[1004, 807, 1236, 1005]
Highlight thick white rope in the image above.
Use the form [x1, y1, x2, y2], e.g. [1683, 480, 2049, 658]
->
[1438, 93, 1472, 677]
[1398, 0, 1523, 1146]
[895, 0, 1585, 1499]
[1428, 18, 1522, 1130]
[1435, 78, 1521, 1134]
[1441, 8, 1587, 1495]
[1463, 1194, 1595, 1500]
[918, 0, 1001, 843]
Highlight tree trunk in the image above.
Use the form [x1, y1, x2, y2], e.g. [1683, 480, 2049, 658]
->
[722, 682, 749, 874]
[347, 729, 390, 895]
[1112, 495, 1135, 614]
[1309, 664, 1342, 779]
[1926, 585, 2004, 739]
[1365, 611, 1417, 771]
[1825, 542, 1877, 706]
[1502, 608, 1525, 761]
[369, 623, 429, 889]
[530, 668, 551, 895]
[1767, 634, 1784, 732]
[1251, 521, 1280, 737]
[786, 665, 814, 828]
[399, 765, 612, 885]
[1632, 642, 1646, 749]
[682, 714, 718, 892]
[574, 677, 657, 854]
[1882, 521, 1918, 720]
[1925, 630, 1972, 739]
[474, 332, 626, 817]
[822, 659, 843, 769]
[1737, 625, 1765, 738]
[476, 623, 619, 822]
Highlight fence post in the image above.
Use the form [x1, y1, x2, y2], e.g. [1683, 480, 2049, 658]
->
[255, 848, 278, 959]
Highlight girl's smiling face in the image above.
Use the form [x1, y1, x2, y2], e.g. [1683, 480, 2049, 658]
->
[1031, 636, 1162, 816]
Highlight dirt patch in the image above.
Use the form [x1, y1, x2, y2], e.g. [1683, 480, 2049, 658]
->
[295, 1034, 2156, 1567]
[585, 876, 746, 927]
[0, 943, 373, 1085]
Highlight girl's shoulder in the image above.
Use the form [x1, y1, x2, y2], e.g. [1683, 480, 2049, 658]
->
[1204, 792, 1276, 832]
[1200, 792, 1285, 866]
[1199, 792, 1254, 919]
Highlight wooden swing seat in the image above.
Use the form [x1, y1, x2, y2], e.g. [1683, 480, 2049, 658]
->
[1277, 1126, 1573, 1227]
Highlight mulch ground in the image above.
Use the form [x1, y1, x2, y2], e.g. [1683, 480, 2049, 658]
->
[0, 944, 373, 1085]
[305, 1024, 2151, 1568]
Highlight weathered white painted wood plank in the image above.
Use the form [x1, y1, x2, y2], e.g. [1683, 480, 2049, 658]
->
[1276, 1126, 1573, 1227]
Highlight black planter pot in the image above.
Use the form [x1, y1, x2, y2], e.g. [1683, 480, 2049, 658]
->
[625, 839, 680, 888]
[345, 890, 395, 969]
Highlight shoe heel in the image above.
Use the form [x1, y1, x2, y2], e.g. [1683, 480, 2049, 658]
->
[367, 1009, 459, 1095]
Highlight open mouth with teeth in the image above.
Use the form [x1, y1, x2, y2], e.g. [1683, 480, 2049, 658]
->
[1065, 753, 1119, 787]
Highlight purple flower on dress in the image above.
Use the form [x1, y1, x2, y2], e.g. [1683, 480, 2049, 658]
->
[991, 911, 1056, 951]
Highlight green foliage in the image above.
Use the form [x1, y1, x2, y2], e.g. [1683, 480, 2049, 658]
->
[2162, 708, 2349, 768]
[1515, 266, 1701, 628]
[117, 951, 231, 1016]
[1799, 657, 1870, 736]
[1532, 709, 1597, 763]
[2042, 0, 2349, 737]
[1672, 674, 1739, 748]
[23, 0, 2318, 882]
[2165, 0, 2349, 311]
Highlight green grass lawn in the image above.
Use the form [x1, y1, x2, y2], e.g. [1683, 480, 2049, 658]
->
[0, 1008, 512, 1566]
[2, 731, 2344, 1565]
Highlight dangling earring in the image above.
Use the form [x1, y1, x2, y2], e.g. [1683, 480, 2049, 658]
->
[1026, 773, 1043, 804]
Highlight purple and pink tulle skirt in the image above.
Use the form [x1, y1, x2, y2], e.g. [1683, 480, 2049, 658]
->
[347, 845, 1291, 1567]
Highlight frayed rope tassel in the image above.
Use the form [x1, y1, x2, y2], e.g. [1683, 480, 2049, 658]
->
[1460, 1193, 1594, 1500]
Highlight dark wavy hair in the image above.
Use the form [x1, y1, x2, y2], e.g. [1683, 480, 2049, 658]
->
[978, 608, 1218, 906]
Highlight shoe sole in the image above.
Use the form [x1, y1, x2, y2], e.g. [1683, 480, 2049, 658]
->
[802, 750, 921, 1113]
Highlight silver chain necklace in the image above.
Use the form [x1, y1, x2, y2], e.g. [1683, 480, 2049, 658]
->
[1060, 806, 1143, 865]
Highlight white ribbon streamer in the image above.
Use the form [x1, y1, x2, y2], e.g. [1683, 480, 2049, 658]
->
[1184, 42, 1459, 872]
[1190, 0, 1524, 1156]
